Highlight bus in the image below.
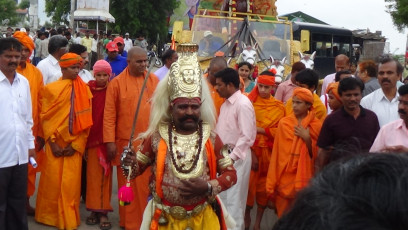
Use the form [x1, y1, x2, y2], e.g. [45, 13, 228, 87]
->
[292, 22, 353, 78]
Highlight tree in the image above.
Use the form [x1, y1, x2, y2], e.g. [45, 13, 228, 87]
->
[18, 0, 30, 9]
[45, 0, 70, 26]
[385, 0, 408, 32]
[110, 0, 179, 43]
[0, 0, 18, 25]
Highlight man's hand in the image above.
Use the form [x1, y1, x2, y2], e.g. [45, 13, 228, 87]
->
[50, 142, 63, 157]
[36, 136, 45, 151]
[121, 147, 136, 167]
[63, 144, 75, 157]
[178, 178, 208, 199]
[28, 149, 36, 159]
[294, 125, 310, 142]
[381, 145, 408, 153]
[106, 142, 117, 161]
[251, 150, 259, 171]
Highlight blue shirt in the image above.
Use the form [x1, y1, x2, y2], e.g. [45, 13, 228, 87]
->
[105, 55, 128, 80]
[120, 50, 128, 58]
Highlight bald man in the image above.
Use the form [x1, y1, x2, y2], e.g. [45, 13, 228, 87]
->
[206, 57, 228, 116]
[321, 54, 350, 96]
[103, 47, 159, 230]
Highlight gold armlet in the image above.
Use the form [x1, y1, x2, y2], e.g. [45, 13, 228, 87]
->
[218, 144, 233, 169]
[136, 150, 151, 165]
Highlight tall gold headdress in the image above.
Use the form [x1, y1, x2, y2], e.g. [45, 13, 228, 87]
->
[168, 44, 202, 101]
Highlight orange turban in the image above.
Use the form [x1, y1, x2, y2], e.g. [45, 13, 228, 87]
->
[293, 87, 313, 104]
[59, 53, 82, 68]
[326, 82, 341, 101]
[247, 69, 276, 102]
[13, 31, 34, 55]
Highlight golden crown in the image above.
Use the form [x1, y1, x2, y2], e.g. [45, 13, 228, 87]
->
[168, 44, 202, 101]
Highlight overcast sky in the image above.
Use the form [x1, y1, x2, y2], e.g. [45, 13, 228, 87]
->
[38, 0, 407, 54]
[276, 0, 407, 55]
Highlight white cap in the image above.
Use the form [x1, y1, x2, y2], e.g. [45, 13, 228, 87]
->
[204, 31, 212, 37]
[20, 28, 26, 32]
[125, 32, 129, 36]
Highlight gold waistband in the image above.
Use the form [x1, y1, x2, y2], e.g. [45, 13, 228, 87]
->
[156, 201, 208, 220]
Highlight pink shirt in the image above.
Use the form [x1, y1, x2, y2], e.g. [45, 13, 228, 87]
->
[370, 119, 408, 152]
[274, 78, 297, 103]
[216, 90, 256, 161]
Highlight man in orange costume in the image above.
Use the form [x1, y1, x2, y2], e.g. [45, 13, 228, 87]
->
[245, 70, 285, 229]
[266, 87, 322, 217]
[35, 53, 93, 229]
[285, 69, 327, 122]
[206, 57, 227, 116]
[13, 31, 45, 215]
[104, 46, 159, 229]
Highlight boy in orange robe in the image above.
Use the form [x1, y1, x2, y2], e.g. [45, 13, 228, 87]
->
[245, 70, 285, 229]
[13, 31, 45, 215]
[85, 60, 113, 229]
[35, 53, 93, 230]
[266, 87, 322, 217]
[285, 69, 327, 122]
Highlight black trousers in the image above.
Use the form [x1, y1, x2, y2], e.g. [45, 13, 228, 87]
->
[0, 163, 28, 230]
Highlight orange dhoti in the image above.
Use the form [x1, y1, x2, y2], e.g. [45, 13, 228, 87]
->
[35, 142, 83, 229]
[247, 146, 270, 207]
[86, 145, 113, 212]
[115, 139, 150, 229]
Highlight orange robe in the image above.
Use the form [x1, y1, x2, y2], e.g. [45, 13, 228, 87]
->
[285, 93, 327, 122]
[204, 73, 225, 116]
[103, 68, 158, 229]
[266, 112, 322, 217]
[247, 96, 285, 208]
[16, 62, 44, 197]
[86, 81, 112, 212]
[35, 78, 92, 230]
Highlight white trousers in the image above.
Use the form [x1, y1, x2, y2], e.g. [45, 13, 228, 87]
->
[218, 152, 252, 230]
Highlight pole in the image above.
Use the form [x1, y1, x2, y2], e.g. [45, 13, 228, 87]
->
[70, 0, 75, 30]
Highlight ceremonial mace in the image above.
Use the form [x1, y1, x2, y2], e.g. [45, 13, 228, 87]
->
[118, 56, 157, 206]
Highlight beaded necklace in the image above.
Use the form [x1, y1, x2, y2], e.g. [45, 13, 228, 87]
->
[168, 121, 203, 174]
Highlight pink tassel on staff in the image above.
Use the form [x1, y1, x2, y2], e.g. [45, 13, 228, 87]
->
[118, 167, 134, 206]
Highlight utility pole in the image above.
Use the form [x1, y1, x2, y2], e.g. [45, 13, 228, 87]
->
[70, 0, 75, 30]
[29, 0, 38, 29]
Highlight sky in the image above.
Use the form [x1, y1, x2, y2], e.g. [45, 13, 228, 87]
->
[37, 0, 407, 54]
[276, 0, 407, 55]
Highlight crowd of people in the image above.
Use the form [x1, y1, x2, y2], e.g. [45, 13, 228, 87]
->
[1, 26, 408, 230]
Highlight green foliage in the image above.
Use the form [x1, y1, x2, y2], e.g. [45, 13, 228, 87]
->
[18, 0, 30, 9]
[385, 0, 408, 32]
[0, 0, 18, 25]
[110, 0, 179, 43]
[45, 0, 71, 26]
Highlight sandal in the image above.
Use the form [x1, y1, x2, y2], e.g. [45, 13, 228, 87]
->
[86, 212, 99, 225]
[99, 214, 112, 230]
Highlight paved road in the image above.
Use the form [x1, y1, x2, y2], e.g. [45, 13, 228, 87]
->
[28, 167, 277, 229]
[28, 65, 277, 229]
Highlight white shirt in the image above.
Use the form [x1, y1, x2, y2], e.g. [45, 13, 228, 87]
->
[91, 38, 98, 52]
[37, 55, 62, 85]
[124, 38, 133, 52]
[75, 36, 82, 44]
[321, 73, 335, 96]
[0, 72, 35, 167]
[79, 69, 94, 83]
[360, 88, 400, 127]
[154, 65, 169, 81]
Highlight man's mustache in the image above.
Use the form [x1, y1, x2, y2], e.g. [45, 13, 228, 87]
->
[382, 79, 391, 83]
[180, 115, 199, 123]
[8, 62, 17, 66]
[398, 109, 407, 115]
